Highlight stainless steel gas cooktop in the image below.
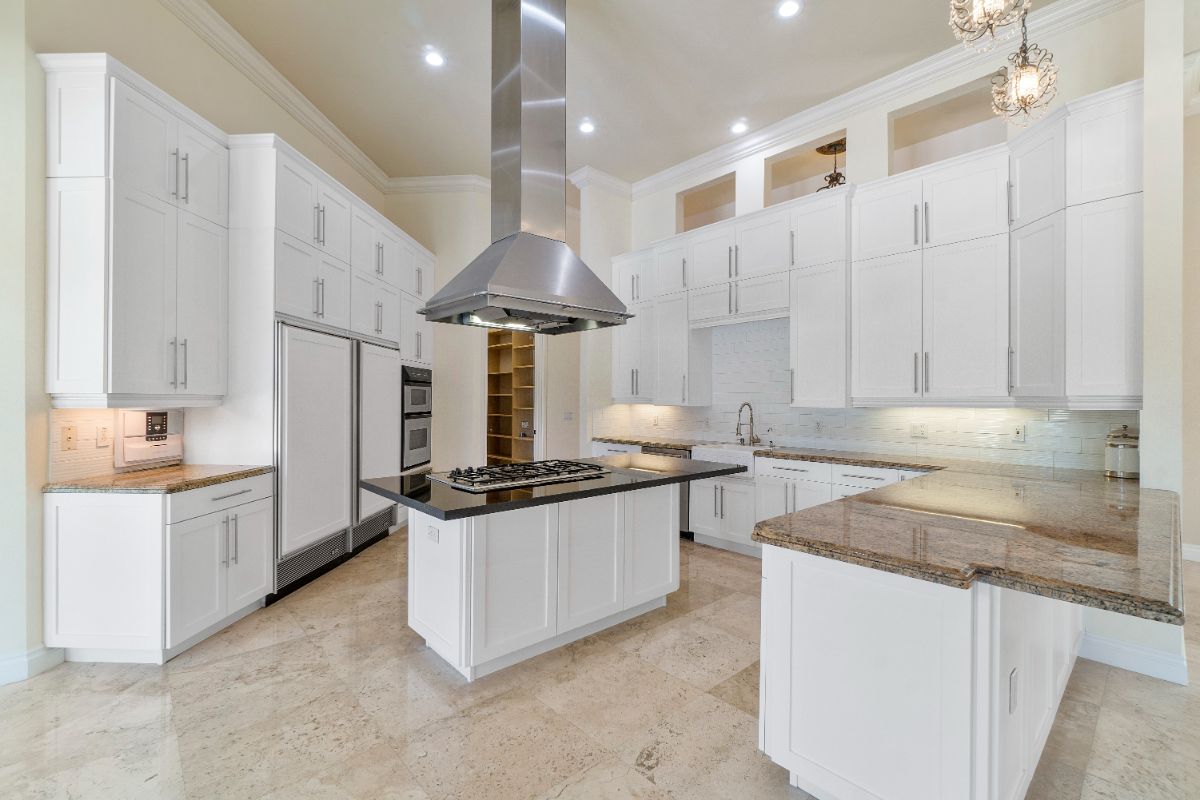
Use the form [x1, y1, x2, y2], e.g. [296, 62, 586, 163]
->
[427, 460, 610, 493]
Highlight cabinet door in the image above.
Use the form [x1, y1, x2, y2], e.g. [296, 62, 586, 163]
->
[416, 306, 434, 365]
[1009, 117, 1065, 230]
[350, 270, 382, 338]
[653, 245, 687, 296]
[275, 151, 319, 245]
[923, 235, 1009, 400]
[852, 177, 922, 261]
[378, 281, 402, 345]
[413, 252, 433, 299]
[922, 150, 1009, 248]
[317, 253, 352, 330]
[1065, 90, 1143, 206]
[1065, 194, 1142, 399]
[792, 479, 833, 512]
[167, 510, 227, 648]
[350, 204, 380, 275]
[690, 479, 721, 538]
[689, 225, 736, 288]
[1010, 211, 1065, 398]
[688, 282, 732, 323]
[630, 302, 655, 401]
[112, 79, 177, 204]
[378, 226, 407, 289]
[275, 231, 321, 321]
[226, 498, 275, 612]
[559, 493, 624, 631]
[735, 208, 791, 278]
[792, 194, 848, 270]
[176, 211, 228, 396]
[719, 480, 756, 545]
[790, 262, 848, 408]
[176, 120, 228, 226]
[400, 294, 419, 361]
[613, 254, 639, 304]
[624, 485, 679, 607]
[654, 294, 689, 405]
[611, 308, 638, 400]
[278, 327, 352, 557]
[110, 183, 178, 395]
[755, 477, 790, 522]
[851, 250, 923, 400]
[734, 272, 790, 318]
[358, 343, 402, 521]
[317, 181, 352, 263]
[471, 506, 558, 663]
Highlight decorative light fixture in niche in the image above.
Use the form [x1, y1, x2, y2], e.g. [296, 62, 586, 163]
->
[815, 138, 847, 192]
[949, 0, 1030, 51]
[990, 13, 1058, 125]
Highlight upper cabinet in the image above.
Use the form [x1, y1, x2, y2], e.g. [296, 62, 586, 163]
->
[1065, 83, 1143, 207]
[652, 243, 687, 297]
[274, 151, 350, 263]
[42, 55, 229, 408]
[613, 251, 650, 305]
[735, 207, 793, 278]
[1009, 114, 1066, 230]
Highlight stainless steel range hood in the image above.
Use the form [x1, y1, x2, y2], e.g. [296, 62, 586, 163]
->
[419, 0, 631, 335]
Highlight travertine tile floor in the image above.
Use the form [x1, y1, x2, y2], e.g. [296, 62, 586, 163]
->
[1, 532, 1196, 799]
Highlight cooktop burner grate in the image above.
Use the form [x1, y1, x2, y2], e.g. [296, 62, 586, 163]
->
[428, 459, 610, 493]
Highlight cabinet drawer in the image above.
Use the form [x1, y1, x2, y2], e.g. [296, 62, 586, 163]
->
[757, 458, 833, 483]
[834, 485, 873, 499]
[830, 464, 900, 489]
[168, 474, 273, 524]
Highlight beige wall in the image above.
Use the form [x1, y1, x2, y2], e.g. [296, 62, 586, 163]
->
[1183, 114, 1200, 547]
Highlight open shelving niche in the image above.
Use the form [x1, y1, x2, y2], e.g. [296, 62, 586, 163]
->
[487, 329, 536, 465]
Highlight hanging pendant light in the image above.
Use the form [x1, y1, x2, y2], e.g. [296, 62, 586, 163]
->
[990, 13, 1058, 125]
[949, 0, 1030, 52]
[815, 138, 847, 192]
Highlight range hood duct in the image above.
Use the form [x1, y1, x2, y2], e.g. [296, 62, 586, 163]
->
[419, 0, 630, 335]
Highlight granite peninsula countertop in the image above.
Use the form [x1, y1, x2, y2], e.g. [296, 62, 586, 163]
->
[361, 454, 747, 521]
[44, 465, 273, 494]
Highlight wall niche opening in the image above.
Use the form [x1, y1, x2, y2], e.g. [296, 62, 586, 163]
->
[676, 172, 736, 233]
[890, 78, 1005, 174]
[763, 130, 848, 207]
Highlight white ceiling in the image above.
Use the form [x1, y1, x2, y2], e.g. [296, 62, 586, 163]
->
[206, 0, 1067, 183]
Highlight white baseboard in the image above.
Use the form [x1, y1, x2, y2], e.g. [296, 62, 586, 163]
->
[1079, 633, 1190, 686]
[1182, 543, 1200, 562]
[0, 646, 64, 686]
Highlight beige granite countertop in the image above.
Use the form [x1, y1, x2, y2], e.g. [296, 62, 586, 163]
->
[44, 465, 273, 494]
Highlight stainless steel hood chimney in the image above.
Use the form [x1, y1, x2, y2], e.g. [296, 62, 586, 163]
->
[419, 0, 631, 334]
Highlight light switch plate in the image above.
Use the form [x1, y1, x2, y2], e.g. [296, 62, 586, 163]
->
[909, 423, 928, 440]
[96, 426, 112, 448]
[61, 426, 77, 451]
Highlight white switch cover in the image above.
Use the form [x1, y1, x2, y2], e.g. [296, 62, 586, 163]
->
[61, 426, 77, 451]
[653, 415, 660, 427]
[1012, 424, 1027, 443]
[96, 426, 112, 447]
[909, 423, 928, 439]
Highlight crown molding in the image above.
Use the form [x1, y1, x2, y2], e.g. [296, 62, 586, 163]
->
[384, 175, 491, 195]
[158, 0, 390, 193]
[568, 166, 632, 197]
[631, 0, 1138, 199]
[1186, 51, 1200, 118]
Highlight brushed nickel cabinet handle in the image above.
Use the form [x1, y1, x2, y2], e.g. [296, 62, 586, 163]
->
[924, 201, 930, 243]
[221, 515, 230, 566]
[727, 245, 732, 278]
[232, 513, 239, 565]
[790, 230, 795, 266]
[842, 474, 885, 481]
[1008, 346, 1015, 393]
[913, 352, 919, 394]
[924, 351, 930, 393]
[180, 338, 188, 389]
[170, 338, 178, 387]
[1007, 181, 1014, 225]
[314, 204, 321, 242]
[681, 257, 687, 288]
[734, 244, 739, 275]
[720, 484, 725, 519]
[789, 368, 794, 403]
[211, 487, 252, 502]
[181, 153, 190, 203]
[170, 149, 179, 198]
[913, 205, 919, 245]
[775, 466, 809, 473]
[713, 484, 719, 517]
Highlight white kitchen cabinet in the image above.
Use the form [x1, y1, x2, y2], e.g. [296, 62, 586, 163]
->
[591, 441, 642, 457]
[613, 250, 650, 305]
[790, 188, 849, 270]
[733, 272, 791, 318]
[358, 343, 402, 522]
[317, 252, 352, 330]
[652, 244, 687, 296]
[316, 180, 352, 263]
[689, 223, 737, 288]
[612, 301, 655, 402]
[378, 226, 408, 289]
[278, 326, 352, 558]
[756, 476, 833, 522]
[176, 119, 230, 227]
[275, 149, 322, 245]
[400, 293, 434, 365]
[852, 250, 923, 400]
[45, 475, 274, 664]
[690, 478, 756, 552]
[275, 230, 323, 321]
[687, 282, 733, 323]
[1065, 193, 1143, 403]
[922, 235, 1009, 400]
[413, 251, 434, 300]
[350, 203, 381, 275]
[559, 494, 624, 631]
[654, 294, 711, 406]
[1065, 83, 1143, 207]
[735, 207, 792, 278]
[1009, 114, 1065, 230]
[351, 271, 400, 344]
[624, 484, 681, 607]
[790, 261, 848, 408]
[922, 150, 1009, 248]
[175, 211, 229, 396]
[852, 175, 922, 261]
[1010, 211, 1066, 399]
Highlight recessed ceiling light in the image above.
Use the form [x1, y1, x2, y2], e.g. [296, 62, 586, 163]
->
[423, 48, 445, 67]
[777, 0, 802, 18]
[578, 118, 596, 134]
[730, 119, 749, 135]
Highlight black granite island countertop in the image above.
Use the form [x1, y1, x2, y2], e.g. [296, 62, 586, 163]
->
[361, 454, 747, 521]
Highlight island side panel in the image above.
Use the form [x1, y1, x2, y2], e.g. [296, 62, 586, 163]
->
[407, 509, 467, 674]
[558, 493, 626, 632]
[624, 483, 680, 607]
[761, 544, 974, 800]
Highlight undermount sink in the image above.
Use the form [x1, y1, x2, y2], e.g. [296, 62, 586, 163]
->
[691, 445, 756, 476]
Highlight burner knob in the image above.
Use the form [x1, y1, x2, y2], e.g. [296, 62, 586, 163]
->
[449, 468, 462, 478]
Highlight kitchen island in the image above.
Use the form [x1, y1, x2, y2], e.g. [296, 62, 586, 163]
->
[361, 454, 745, 680]
[751, 456, 1184, 800]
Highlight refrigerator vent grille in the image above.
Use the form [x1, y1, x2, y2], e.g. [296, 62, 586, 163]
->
[352, 507, 395, 551]
[276, 532, 347, 591]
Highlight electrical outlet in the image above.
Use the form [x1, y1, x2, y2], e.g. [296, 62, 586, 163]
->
[653, 415, 660, 427]
[910, 423, 928, 440]
[96, 426, 112, 448]
[813, 419, 823, 434]
[1012, 423, 1027, 443]
[561, 410, 574, 422]
[61, 426, 77, 451]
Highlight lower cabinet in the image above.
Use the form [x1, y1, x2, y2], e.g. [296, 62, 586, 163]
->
[755, 476, 833, 520]
[690, 477, 756, 551]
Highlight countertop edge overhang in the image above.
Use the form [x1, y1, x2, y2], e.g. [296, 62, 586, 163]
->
[361, 459, 748, 521]
[44, 465, 274, 494]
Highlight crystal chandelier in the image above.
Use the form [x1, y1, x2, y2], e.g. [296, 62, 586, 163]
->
[990, 13, 1058, 124]
[949, 0, 1031, 51]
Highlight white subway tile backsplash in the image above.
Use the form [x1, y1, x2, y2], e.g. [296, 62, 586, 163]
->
[593, 318, 1136, 472]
